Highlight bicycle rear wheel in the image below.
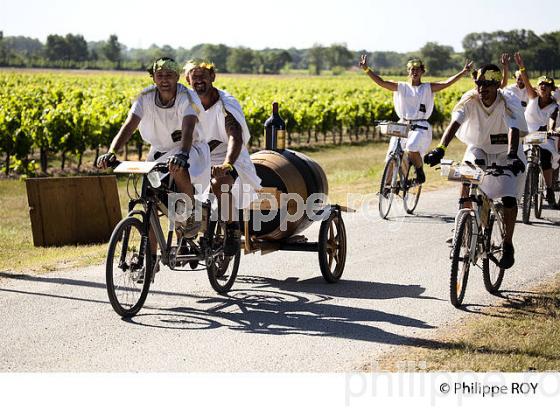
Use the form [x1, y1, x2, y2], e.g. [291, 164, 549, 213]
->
[482, 208, 505, 294]
[106, 217, 152, 318]
[206, 222, 240, 294]
[379, 157, 398, 219]
[403, 165, 422, 215]
[450, 212, 472, 307]
[534, 169, 545, 219]
[521, 165, 533, 224]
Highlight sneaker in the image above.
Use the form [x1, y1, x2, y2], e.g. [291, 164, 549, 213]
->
[546, 188, 556, 206]
[498, 243, 515, 270]
[176, 214, 201, 238]
[415, 167, 426, 184]
[136, 255, 160, 284]
[224, 223, 241, 257]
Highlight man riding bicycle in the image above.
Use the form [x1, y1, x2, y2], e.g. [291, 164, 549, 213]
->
[183, 59, 261, 256]
[425, 64, 528, 269]
[97, 57, 211, 275]
[359, 54, 472, 184]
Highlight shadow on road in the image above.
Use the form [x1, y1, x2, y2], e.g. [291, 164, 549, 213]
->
[390, 212, 456, 225]
[237, 275, 443, 301]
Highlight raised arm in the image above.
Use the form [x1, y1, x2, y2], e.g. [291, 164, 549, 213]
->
[359, 54, 398, 92]
[514, 52, 537, 99]
[430, 61, 473, 93]
[500, 53, 510, 89]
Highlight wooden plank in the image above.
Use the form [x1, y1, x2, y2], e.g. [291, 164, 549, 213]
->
[25, 176, 122, 247]
[25, 179, 45, 247]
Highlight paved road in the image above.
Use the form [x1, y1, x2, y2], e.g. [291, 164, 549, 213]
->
[1, 188, 559, 372]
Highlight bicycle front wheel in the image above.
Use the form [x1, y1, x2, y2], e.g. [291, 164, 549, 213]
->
[450, 212, 472, 307]
[403, 164, 422, 215]
[379, 157, 398, 219]
[106, 217, 152, 318]
[206, 222, 240, 294]
[521, 165, 533, 224]
[482, 210, 505, 294]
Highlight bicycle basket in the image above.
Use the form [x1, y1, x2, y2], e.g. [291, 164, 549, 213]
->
[440, 161, 484, 184]
[377, 122, 409, 138]
[524, 132, 547, 145]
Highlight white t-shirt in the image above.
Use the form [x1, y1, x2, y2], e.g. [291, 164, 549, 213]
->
[524, 97, 558, 132]
[393, 82, 433, 121]
[504, 84, 528, 108]
[451, 89, 527, 154]
[130, 83, 206, 153]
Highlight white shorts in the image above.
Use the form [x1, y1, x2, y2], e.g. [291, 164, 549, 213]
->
[463, 146, 526, 200]
[385, 123, 433, 161]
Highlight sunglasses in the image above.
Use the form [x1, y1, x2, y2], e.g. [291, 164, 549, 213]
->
[475, 80, 498, 87]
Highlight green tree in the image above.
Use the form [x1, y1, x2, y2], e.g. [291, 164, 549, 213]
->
[308, 43, 324, 75]
[102, 34, 122, 68]
[226, 47, 255, 73]
[420, 42, 455, 74]
[325, 43, 353, 69]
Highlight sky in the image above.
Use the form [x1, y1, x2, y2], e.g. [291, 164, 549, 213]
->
[1, 0, 559, 52]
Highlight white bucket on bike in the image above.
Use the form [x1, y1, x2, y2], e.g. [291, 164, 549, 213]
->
[440, 160, 484, 184]
[378, 123, 409, 138]
[524, 132, 547, 145]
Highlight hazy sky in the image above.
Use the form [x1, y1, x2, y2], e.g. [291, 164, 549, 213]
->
[1, 0, 559, 52]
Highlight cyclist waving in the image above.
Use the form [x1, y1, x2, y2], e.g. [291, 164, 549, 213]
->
[514, 52, 559, 206]
[359, 54, 472, 184]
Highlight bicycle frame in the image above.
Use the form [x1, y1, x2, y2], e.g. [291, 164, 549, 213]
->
[125, 179, 215, 270]
[454, 181, 503, 267]
[387, 137, 409, 186]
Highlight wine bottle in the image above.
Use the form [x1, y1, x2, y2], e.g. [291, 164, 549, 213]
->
[264, 101, 286, 150]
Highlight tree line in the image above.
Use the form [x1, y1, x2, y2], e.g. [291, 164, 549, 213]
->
[0, 29, 559, 75]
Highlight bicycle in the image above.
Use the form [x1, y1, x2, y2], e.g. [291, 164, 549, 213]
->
[376, 121, 423, 219]
[440, 160, 515, 307]
[106, 160, 240, 318]
[521, 131, 552, 224]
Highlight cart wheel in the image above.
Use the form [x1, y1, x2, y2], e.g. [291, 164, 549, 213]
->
[318, 208, 347, 283]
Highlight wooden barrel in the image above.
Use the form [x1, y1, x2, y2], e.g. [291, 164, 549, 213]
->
[249, 149, 329, 241]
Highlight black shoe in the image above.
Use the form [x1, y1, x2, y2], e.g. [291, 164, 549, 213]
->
[546, 188, 556, 206]
[415, 167, 426, 184]
[498, 243, 514, 270]
[224, 223, 241, 257]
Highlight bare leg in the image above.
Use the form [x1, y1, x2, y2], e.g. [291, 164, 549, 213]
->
[503, 206, 517, 245]
[211, 175, 235, 222]
[407, 151, 423, 169]
[543, 168, 553, 188]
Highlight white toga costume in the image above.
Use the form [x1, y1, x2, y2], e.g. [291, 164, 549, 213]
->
[452, 89, 528, 199]
[197, 89, 262, 209]
[523, 96, 559, 169]
[130, 83, 211, 200]
[387, 82, 434, 160]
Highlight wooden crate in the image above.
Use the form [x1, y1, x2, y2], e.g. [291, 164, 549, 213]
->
[26, 175, 122, 247]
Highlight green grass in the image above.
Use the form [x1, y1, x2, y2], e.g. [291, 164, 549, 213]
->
[371, 274, 560, 372]
[0, 139, 466, 273]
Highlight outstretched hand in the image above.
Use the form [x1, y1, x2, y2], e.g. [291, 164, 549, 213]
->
[500, 53, 510, 66]
[462, 60, 474, 73]
[514, 52, 524, 68]
[359, 54, 368, 69]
